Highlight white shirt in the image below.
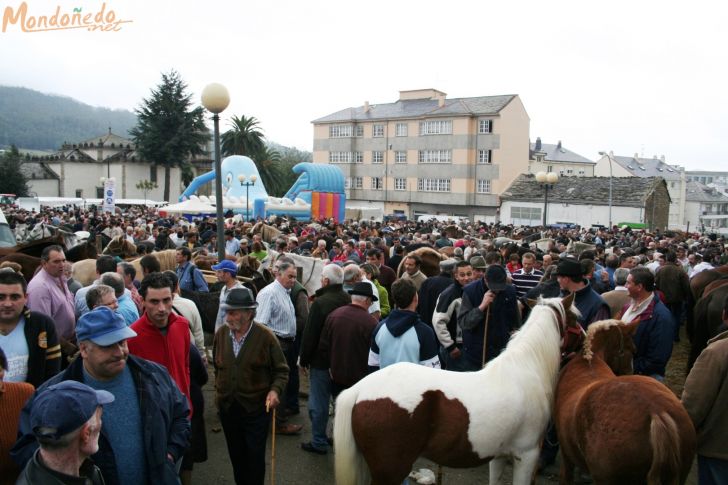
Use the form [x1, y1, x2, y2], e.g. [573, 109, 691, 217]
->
[621, 293, 653, 323]
[0, 317, 29, 382]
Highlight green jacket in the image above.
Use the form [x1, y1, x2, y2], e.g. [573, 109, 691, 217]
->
[374, 280, 390, 318]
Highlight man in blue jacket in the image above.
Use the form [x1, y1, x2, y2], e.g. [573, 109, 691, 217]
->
[12, 306, 190, 485]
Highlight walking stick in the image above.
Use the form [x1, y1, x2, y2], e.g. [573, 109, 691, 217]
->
[267, 403, 276, 485]
[436, 464, 443, 485]
[481, 306, 491, 368]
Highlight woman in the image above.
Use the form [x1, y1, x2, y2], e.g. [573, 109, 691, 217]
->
[249, 241, 268, 262]
[360, 263, 390, 318]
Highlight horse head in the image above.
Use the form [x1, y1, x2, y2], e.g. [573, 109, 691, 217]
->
[539, 292, 584, 358]
[582, 320, 639, 375]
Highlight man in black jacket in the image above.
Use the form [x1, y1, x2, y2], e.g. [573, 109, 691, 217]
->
[299, 264, 350, 455]
[12, 306, 190, 485]
[0, 271, 61, 388]
[417, 259, 457, 329]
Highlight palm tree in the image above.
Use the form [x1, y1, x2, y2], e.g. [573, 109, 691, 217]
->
[256, 146, 288, 196]
[221, 115, 265, 160]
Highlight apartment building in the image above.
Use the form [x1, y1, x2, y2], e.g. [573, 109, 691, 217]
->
[528, 138, 595, 177]
[594, 152, 687, 230]
[311, 89, 530, 222]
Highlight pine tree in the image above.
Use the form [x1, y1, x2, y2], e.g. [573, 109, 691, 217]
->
[0, 145, 30, 196]
[130, 70, 209, 201]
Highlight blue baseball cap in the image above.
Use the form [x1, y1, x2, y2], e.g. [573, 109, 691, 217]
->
[31, 381, 114, 440]
[76, 306, 136, 346]
[211, 259, 238, 275]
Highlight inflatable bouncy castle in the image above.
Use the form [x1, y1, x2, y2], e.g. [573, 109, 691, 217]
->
[178, 156, 346, 222]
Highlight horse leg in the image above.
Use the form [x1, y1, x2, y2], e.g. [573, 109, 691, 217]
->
[489, 457, 508, 484]
[559, 454, 575, 485]
[512, 447, 540, 485]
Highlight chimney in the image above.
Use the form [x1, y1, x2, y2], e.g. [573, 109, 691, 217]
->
[634, 152, 639, 160]
[363, 101, 370, 113]
[660, 155, 665, 163]
[557, 140, 562, 150]
[535, 137, 542, 151]
[438, 96, 445, 108]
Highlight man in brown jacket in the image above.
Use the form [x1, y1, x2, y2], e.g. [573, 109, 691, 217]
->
[655, 250, 691, 341]
[212, 288, 288, 485]
[681, 298, 728, 485]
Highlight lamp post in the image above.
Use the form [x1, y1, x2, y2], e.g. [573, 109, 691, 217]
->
[238, 174, 258, 222]
[599, 151, 614, 229]
[535, 171, 559, 227]
[201, 83, 230, 261]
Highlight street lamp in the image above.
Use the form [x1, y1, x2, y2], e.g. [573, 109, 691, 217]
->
[598, 151, 614, 229]
[238, 174, 258, 222]
[201, 83, 230, 260]
[535, 171, 559, 227]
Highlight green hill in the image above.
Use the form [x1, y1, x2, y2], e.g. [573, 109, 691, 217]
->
[0, 86, 138, 150]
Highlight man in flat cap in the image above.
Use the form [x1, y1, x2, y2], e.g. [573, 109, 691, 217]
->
[16, 381, 112, 484]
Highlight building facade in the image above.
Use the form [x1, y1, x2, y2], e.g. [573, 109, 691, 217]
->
[594, 152, 687, 230]
[528, 138, 595, 176]
[684, 180, 728, 234]
[312, 89, 530, 222]
[500, 174, 671, 230]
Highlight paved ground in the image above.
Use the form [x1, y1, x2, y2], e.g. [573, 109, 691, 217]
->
[194, 332, 698, 484]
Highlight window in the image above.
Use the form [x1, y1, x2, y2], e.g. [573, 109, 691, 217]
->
[478, 149, 491, 164]
[329, 125, 353, 138]
[75, 189, 83, 198]
[329, 151, 353, 163]
[547, 165, 553, 173]
[344, 177, 363, 189]
[371, 177, 383, 190]
[354, 152, 363, 163]
[670, 182, 676, 188]
[372, 151, 384, 164]
[355, 125, 364, 137]
[478, 119, 492, 134]
[395, 151, 407, 163]
[394, 178, 407, 191]
[566, 169, 573, 175]
[419, 120, 452, 135]
[511, 206, 541, 225]
[477, 179, 491, 194]
[417, 178, 451, 192]
[373, 124, 385, 137]
[418, 150, 451, 164]
[578, 170, 585, 175]
[344, 177, 351, 189]
[395, 123, 408, 137]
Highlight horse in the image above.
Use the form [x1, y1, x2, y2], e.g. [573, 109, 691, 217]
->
[249, 221, 282, 243]
[688, 283, 728, 370]
[128, 249, 178, 281]
[0, 253, 42, 282]
[333, 294, 583, 485]
[395, 247, 447, 278]
[285, 252, 326, 295]
[71, 259, 97, 287]
[65, 240, 98, 262]
[555, 320, 696, 484]
[103, 236, 138, 258]
[689, 265, 728, 301]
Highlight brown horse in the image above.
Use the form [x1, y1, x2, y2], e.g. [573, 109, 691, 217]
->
[689, 265, 728, 301]
[555, 320, 696, 485]
[396, 247, 446, 278]
[0, 253, 42, 282]
[688, 283, 728, 370]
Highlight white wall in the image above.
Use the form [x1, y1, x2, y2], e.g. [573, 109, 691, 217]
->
[27, 179, 59, 197]
[501, 200, 644, 227]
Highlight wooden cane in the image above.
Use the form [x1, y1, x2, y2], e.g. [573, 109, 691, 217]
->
[436, 464, 443, 485]
[481, 306, 491, 368]
[267, 403, 276, 485]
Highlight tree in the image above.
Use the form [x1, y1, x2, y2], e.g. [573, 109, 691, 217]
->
[221, 115, 265, 160]
[130, 70, 209, 201]
[135, 179, 158, 203]
[0, 146, 30, 196]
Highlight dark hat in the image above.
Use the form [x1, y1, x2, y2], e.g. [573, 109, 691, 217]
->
[556, 258, 584, 278]
[76, 306, 136, 346]
[31, 381, 114, 441]
[221, 287, 258, 311]
[485, 264, 508, 292]
[347, 282, 378, 301]
[470, 255, 486, 269]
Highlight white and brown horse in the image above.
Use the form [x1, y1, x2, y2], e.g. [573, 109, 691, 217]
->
[334, 294, 583, 485]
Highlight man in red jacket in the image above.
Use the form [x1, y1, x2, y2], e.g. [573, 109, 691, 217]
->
[127, 272, 191, 414]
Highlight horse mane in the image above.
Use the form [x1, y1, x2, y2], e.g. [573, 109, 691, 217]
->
[154, 249, 179, 272]
[582, 319, 623, 362]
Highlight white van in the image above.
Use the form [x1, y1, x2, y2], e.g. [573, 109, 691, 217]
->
[0, 209, 17, 247]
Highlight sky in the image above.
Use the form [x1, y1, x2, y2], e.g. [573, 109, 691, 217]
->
[1, 0, 727, 171]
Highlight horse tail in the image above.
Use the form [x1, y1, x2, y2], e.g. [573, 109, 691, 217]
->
[647, 412, 681, 485]
[334, 385, 370, 485]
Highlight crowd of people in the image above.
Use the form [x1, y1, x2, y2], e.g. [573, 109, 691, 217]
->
[1, 203, 728, 484]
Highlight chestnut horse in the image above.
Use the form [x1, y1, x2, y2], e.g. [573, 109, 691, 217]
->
[334, 294, 583, 485]
[555, 320, 696, 485]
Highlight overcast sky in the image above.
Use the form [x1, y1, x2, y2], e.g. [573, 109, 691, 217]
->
[2, 0, 726, 171]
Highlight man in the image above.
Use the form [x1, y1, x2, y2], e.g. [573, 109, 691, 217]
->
[619, 267, 674, 381]
[555, 258, 610, 329]
[463, 239, 479, 261]
[601, 267, 632, 318]
[164, 271, 205, 356]
[387, 244, 405, 272]
[433, 260, 474, 371]
[655, 250, 691, 341]
[12, 306, 190, 484]
[366, 248, 396, 295]
[401, 254, 427, 292]
[458, 264, 520, 370]
[682, 297, 728, 484]
[469, 254, 487, 281]
[26, 245, 76, 363]
[645, 252, 664, 273]
[369, 279, 440, 370]
[689, 252, 713, 279]
[124, 226, 135, 244]
[139, 254, 161, 276]
[100, 272, 139, 325]
[85, 284, 119, 312]
[212, 288, 289, 485]
[299, 264, 350, 455]
[175, 247, 209, 293]
[417, 259, 457, 328]
[17, 381, 111, 485]
[343, 263, 380, 320]
[117, 262, 143, 314]
[0, 271, 60, 388]
[74, 256, 118, 317]
[511, 252, 544, 298]
[127, 272, 192, 414]
[212, 260, 243, 333]
[254, 260, 303, 435]
[224, 230, 241, 260]
[64, 262, 82, 296]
